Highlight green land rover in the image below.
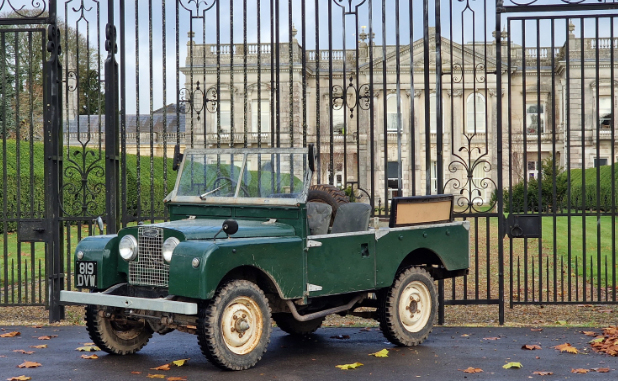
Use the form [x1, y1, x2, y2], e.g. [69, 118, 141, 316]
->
[60, 146, 470, 370]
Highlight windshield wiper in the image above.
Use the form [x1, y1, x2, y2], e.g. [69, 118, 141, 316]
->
[200, 186, 223, 200]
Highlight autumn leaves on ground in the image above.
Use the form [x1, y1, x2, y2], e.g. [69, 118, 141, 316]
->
[0, 328, 190, 381]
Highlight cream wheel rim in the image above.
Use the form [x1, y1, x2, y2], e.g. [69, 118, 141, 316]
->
[221, 296, 263, 355]
[398, 281, 431, 333]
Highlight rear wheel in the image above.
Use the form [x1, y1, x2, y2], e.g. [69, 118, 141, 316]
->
[378, 267, 437, 346]
[197, 280, 272, 370]
[84, 305, 153, 355]
[272, 313, 324, 336]
[307, 184, 349, 225]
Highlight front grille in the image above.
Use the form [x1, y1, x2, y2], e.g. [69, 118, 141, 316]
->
[129, 227, 169, 287]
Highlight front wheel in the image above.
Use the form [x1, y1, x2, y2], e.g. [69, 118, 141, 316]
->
[197, 280, 272, 370]
[84, 305, 153, 355]
[378, 267, 437, 346]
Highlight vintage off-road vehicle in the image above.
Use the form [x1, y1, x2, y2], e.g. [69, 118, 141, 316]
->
[60, 146, 470, 370]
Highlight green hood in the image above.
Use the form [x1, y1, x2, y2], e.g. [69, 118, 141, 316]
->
[145, 219, 296, 240]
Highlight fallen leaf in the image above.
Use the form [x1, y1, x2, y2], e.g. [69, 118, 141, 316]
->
[0, 332, 21, 338]
[461, 334, 470, 337]
[582, 331, 598, 336]
[29, 345, 47, 349]
[459, 367, 483, 373]
[360, 327, 372, 332]
[147, 375, 165, 379]
[530, 328, 543, 332]
[592, 368, 610, 373]
[167, 378, 187, 381]
[556, 320, 567, 325]
[330, 335, 350, 340]
[554, 343, 578, 354]
[589, 337, 604, 344]
[82, 342, 95, 346]
[503, 362, 523, 369]
[12, 350, 34, 355]
[17, 361, 41, 369]
[151, 364, 171, 371]
[532, 371, 553, 376]
[172, 358, 189, 367]
[131, 372, 141, 375]
[522, 345, 541, 350]
[483, 337, 500, 340]
[335, 362, 364, 370]
[32, 325, 42, 329]
[571, 368, 589, 374]
[81, 354, 98, 359]
[37, 335, 57, 340]
[369, 349, 389, 358]
[597, 309, 614, 313]
[6, 376, 31, 381]
[76, 346, 100, 352]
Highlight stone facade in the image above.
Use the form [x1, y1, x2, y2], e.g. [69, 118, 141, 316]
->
[180, 24, 617, 207]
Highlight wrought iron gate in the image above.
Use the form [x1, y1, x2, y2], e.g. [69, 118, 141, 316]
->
[2, 0, 616, 323]
[499, 0, 618, 307]
[0, 4, 64, 321]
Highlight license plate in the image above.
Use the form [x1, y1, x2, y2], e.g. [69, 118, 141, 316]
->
[76, 261, 97, 288]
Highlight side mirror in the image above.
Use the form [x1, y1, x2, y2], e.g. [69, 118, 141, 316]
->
[222, 219, 239, 236]
[308, 144, 315, 172]
[172, 144, 183, 171]
[95, 216, 104, 234]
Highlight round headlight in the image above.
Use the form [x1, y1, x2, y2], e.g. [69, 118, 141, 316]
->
[162, 237, 180, 264]
[76, 250, 84, 260]
[119, 235, 138, 261]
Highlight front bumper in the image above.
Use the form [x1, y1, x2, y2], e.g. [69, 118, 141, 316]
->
[59, 290, 198, 315]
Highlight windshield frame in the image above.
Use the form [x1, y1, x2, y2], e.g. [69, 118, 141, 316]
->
[165, 147, 312, 206]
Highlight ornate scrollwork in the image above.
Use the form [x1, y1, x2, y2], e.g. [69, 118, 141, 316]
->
[331, 76, 371, 118]
[445, 146, 497, 214]
[0, 0, 48, 18]
[105, 23, 117, 54]
[60, 150, 105, 217]
[474, 63, 486, 83]
[179, 0, 217, 13]
[46, 23, 61, 57]
[179, 81, 217, 121]
[505, 0, 610, 6]
[452, 62, 463, 83]
[333, 0, 367, 14]
[66, 71, 77, 92]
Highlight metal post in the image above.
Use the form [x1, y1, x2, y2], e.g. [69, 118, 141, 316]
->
[495, 0, 505, 325]
[105, 3, 120, 234]
[44, 17, 65, 322]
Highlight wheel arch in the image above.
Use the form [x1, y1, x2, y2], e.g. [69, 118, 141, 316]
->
[395, 248, 448, 282]
[218, 265, 285, 304]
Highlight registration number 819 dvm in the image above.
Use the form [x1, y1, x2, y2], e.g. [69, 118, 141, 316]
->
[76, 261, 97, 288]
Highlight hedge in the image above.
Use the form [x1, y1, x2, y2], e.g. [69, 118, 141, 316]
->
[566, 165, 618, 211]
[0, 140, 177, 232]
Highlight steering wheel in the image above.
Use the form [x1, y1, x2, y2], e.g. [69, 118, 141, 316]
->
[209, 176, 250, 197]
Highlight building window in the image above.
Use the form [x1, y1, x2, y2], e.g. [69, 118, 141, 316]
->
[429, 93, 437, 133]
[387, 94, 402, 131]
[594, 158, 608, 167]
[431, 160, 439, 194]
[251, 100, 270, 133]
[466, 92, 486, 133]
[527, 160, 539, 180]
[526, 104, 545, 134]
[598, 96, 612, 129]
[215, 100, 231, 133]
[332, 107, 345, 134]
[387, 161, 401, 198]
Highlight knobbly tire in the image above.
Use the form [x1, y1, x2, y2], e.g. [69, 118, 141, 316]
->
[378, 267, 437, 346]
[84, 305, 153, 355]
[197, 280, 272, 370]
[307, 184, 349, 225]
[272, 313, 324, 336]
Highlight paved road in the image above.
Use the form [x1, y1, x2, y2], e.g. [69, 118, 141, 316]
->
[1, 325, 616, 380]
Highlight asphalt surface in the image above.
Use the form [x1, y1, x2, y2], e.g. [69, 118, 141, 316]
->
[0, 325, 616, 380]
